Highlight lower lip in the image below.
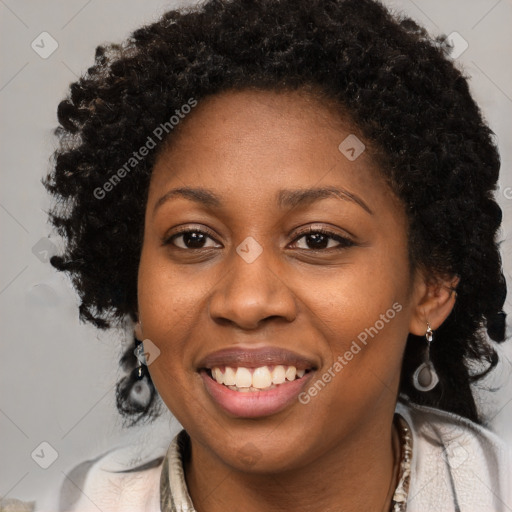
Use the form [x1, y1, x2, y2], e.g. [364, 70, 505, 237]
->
[199, 369, 315, 418]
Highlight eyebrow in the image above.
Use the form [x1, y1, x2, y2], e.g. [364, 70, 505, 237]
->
[153, 185, 373, 216]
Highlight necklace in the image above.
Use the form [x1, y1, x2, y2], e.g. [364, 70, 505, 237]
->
[160, 413, 413, 512]
[381, 416, 402, 512]
[390, 414, 413, 511]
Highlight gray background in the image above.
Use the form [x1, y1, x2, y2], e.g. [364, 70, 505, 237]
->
[1, 0, 511, 508]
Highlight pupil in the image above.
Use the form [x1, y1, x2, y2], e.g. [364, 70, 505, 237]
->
[307, 233, 327, 249]
[184, 232, 206, 248]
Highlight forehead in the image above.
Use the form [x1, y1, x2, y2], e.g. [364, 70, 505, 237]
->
[148, 89, 400, 217]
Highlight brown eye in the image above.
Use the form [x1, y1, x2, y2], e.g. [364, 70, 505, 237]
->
[164, 229, 220, 250]
[291, 228, 355, 251]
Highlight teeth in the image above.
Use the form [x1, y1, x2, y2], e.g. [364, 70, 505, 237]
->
[212, 367, 224, 385]
[209, 364, 308, 389]
[235, 367, 253, 388]
[252, 366, 272, 388]
[272, 365, 286, 384]
[285, 366, 297, 381]
[223, 366, 236, 386]
[227, 384, 277, 392]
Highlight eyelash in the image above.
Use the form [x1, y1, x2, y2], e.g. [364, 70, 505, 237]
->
[293, 227, 355, 251]
[163, 226, 355, 252]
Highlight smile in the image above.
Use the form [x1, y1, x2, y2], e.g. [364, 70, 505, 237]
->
[196, 346, 318, 417]
[206, 364, 310, 391]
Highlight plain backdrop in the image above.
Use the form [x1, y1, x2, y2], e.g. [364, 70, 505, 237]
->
[1, 0, 511, 508]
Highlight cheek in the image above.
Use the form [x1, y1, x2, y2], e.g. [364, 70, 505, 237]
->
[137, 250, 188, 365]
[136, 248, 217, 387]
[308, 245, 409, 330]
[136, 253, 204, 421]
[137, 243, 198, 322]
[301, 242, 411, 382]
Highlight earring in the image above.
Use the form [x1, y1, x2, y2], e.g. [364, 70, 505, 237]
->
[134, 336, 149, 380]
[412, 322, 439, 392]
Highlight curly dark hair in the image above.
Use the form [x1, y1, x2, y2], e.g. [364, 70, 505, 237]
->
[43, 0, 508, 427]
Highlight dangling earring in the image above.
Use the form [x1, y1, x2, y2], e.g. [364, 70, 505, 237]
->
[134, 336, 149, 380]
[412, 322, 439, 392]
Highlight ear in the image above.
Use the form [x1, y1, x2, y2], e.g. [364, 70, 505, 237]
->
[409, 268, 460, 336]
[134, 319, 144, 340]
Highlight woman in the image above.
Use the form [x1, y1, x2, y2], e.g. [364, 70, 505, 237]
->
[43, 0, 510, 510]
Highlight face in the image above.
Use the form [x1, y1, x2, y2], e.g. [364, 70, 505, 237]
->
[136, 89, 422, 473]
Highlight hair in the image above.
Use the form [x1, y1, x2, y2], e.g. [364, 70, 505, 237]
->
[43, 0, 508, 427]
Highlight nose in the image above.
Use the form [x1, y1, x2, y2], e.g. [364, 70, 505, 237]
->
[208, 247, 297, 330]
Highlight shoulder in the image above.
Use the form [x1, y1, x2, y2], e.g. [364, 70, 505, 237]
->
[58, 442, 167, 512]
[396, 396, 512, 512]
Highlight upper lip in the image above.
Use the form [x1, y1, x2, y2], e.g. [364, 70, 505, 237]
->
[197, 346, 318, 371]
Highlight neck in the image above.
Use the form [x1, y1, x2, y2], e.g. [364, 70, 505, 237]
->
[184, 414, 399, 512]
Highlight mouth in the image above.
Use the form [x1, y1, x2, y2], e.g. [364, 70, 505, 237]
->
[201, 364, 314, 392]
[196, 346, 319, 417]
[198, 363, 317, 418]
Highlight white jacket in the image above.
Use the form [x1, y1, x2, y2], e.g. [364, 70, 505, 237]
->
[48, 396, 512, 512]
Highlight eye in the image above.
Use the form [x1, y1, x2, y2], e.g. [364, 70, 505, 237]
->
[163, 228, 221, 250]
[290, 227, 355, 251]
[163, 225, 355, 252]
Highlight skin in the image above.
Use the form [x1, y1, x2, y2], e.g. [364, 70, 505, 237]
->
[135, 89, 458, 512]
